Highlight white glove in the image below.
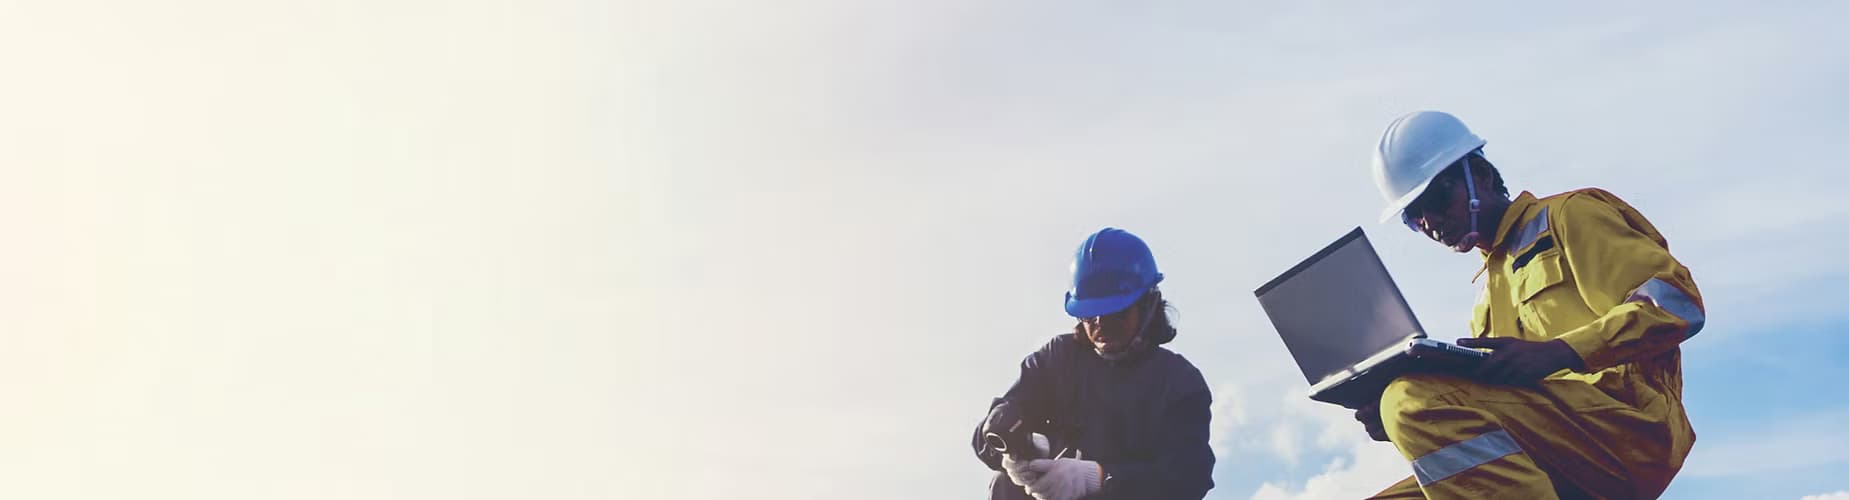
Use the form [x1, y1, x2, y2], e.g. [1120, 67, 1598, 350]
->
[1023, 458, 1102, 500]
[1001, 433, 1054, 486]
[1002, 454, 1038, 487]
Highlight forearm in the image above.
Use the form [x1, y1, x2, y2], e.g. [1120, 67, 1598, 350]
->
[1552, 192, 1705, 372]
[978, 350, 1057, 470]
[1558, 274, 1704, 371]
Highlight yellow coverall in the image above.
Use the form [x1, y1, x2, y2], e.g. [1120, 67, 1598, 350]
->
[1370, 189, 1703, 499]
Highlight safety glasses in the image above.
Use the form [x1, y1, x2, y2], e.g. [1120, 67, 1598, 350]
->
[1079, 307, 1136, 328]
[1401, 174, 1456, 232]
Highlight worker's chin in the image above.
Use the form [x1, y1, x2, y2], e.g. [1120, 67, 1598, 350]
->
[1092, 338, 1131, 354]
[1448, 232, 1481, 253]
[1093, 341, 1129, 354]
[1436, 231, 1476, 253]
[1095, 347, 1132, 360]
[1092, 336, 1144, 359]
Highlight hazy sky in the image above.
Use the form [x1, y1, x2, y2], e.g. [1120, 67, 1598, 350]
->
[4, 1, 1847, 499]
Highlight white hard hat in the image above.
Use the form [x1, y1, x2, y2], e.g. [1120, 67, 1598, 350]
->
[1372, 111, 1486, 222]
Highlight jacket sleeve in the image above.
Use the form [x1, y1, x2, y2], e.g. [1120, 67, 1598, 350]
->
[1552, 190, 1707, 372]
[972, 343, 1058, 471]
[1095, 363, 1216, 500]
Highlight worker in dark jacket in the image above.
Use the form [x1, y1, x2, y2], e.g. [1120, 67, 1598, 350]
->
[973, 228, 1215, 500]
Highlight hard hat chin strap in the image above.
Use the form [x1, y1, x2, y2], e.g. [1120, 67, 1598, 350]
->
[1456, 153, 1484, 251]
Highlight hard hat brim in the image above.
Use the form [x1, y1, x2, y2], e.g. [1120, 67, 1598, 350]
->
[1065, 289, 1147, 318]
[1376, 140, 1485, 223]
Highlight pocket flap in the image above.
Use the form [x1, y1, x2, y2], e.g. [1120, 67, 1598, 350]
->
[1514, 253, 1567, 302]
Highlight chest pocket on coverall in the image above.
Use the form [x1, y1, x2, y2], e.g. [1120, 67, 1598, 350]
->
[1512, 239, 1574, 338]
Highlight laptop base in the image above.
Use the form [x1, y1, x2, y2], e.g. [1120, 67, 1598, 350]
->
[1308, 340, 1485, 409]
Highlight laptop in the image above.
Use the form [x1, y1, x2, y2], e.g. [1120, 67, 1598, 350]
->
[1254, 227, 1487, 409]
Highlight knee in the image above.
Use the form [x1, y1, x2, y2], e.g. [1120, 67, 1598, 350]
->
[1379, 374, 1471, 430]
[1380, 374, 1451, 409]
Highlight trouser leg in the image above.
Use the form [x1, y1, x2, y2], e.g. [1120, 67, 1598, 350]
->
[1366, 475, 1425, 499]
[1381, 373, 1690, 499]
[1381, 373, 1694, 499]
[1380, 374, 1561, 499]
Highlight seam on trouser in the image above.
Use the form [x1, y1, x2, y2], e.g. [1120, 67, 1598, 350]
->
[1412, 430, 1524, 486]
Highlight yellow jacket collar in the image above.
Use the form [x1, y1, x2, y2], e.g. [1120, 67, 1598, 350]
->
[1472, 191, 1539, 282]
[1486, 192, 1541, 254]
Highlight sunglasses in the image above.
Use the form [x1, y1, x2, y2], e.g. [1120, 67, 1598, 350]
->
[1080, 308, 1136, 327]
[1401, 174, 1458, 232]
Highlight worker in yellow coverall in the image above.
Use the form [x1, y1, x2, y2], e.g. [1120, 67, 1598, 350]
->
[1360, 111, 1704, 499]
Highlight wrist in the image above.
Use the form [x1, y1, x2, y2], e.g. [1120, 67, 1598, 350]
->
[1547, 338, 1588, 372]
[1088, 460, 1107, 494]
[1555, 328, 1604, 371]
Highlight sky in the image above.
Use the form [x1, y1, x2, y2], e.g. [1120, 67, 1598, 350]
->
[3, 1, 1847, 499]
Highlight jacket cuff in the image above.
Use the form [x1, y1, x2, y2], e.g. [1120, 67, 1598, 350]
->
[1556, 325, 1608, 372]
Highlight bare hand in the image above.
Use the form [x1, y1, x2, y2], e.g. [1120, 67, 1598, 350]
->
[1455, 337, 1586, 386]
[1354, 404, 1389, 442]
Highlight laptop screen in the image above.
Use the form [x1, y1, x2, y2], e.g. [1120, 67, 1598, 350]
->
[1254, 228, 1426, 385]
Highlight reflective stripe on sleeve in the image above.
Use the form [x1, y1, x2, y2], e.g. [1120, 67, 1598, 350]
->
[1505, 207, 1551, 253]
[1412, 430, 1524, 486]
[1626, 277, 1706, 339]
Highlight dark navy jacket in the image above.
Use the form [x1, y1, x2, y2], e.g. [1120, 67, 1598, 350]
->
[972, 333, 1215, 499]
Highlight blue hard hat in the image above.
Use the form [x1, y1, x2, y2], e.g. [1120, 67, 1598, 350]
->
[1064, 228, 1164, 318]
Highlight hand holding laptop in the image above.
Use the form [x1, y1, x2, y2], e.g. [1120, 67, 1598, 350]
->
[1349, 337, 1580, 444]
[1354, 404, 1389, 442]
[1456, 337, 1586, 386]
[1254, 228, 1491, 409]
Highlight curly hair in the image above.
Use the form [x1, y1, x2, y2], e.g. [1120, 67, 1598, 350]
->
[1448, 150, 1509, 198]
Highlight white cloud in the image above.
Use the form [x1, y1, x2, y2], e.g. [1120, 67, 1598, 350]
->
[1206, 374, 1414, 496]
[1800, 492, 1849, 500]
[1208, 376, 1358, 468]
[1681, 410, 1849, 479]
[1276, 386, 1361, 453]
[1210, 382, 1250, 457]
[1268, 421, 1302, 467]
[1250, 440, 1411, 500]
[1239, 378, 1414, 500]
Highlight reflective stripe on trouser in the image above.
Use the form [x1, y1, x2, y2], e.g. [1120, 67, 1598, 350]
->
[1413, 430, 1523, 485]
[1377, 373, 1689, 499]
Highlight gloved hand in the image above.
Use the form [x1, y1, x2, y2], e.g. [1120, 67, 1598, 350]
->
[1023, 458, 1102, 500]
[1457, 337, 1586, 386]
[1001, 433, 1053, 487]
[1002, 454, 1038, 487]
